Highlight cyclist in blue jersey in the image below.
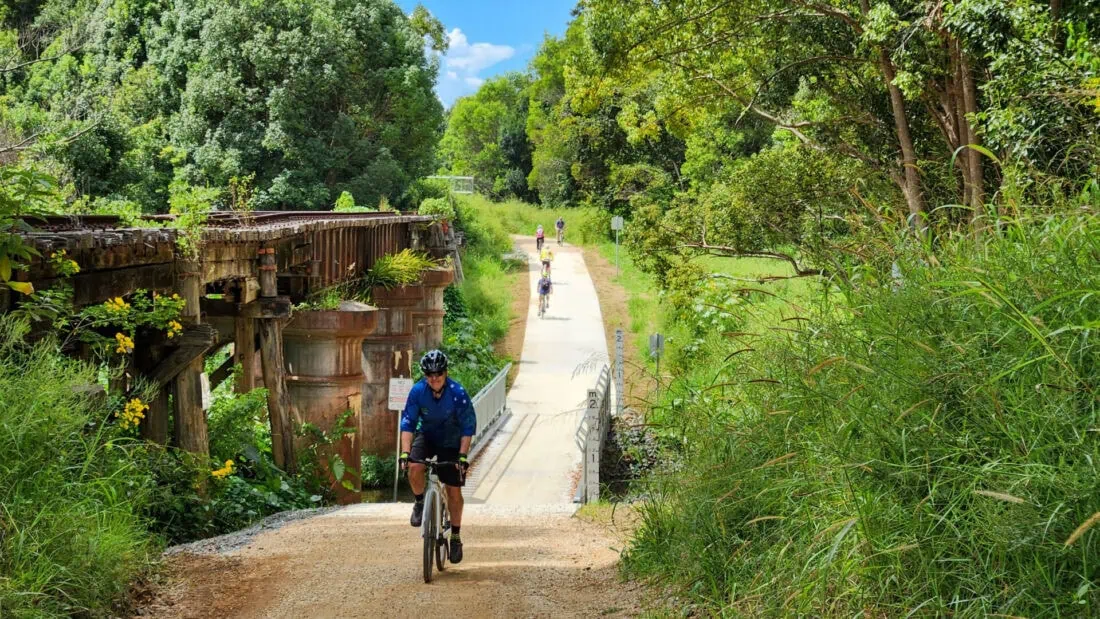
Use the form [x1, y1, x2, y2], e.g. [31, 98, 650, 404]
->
[399, 350, 476, 563]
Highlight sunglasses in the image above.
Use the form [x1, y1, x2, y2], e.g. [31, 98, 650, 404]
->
[424, 372, 445, 379]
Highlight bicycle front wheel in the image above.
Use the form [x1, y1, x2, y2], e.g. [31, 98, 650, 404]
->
[422, 499, 437, 583]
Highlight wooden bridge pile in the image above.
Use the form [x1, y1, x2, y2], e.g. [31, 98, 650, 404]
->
[6, 211, 458, 502]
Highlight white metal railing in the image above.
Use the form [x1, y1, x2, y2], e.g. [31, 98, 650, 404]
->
[575, 364, 611, 503]
[469, 362, 511, 458]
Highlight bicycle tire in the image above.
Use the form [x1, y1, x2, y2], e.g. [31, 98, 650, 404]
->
[422, 498, 436, 583]
[435, 532, 447, 571]
[436, 503, 448, 571]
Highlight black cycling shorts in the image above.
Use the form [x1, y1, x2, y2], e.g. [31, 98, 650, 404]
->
[410, 434, 465, 487]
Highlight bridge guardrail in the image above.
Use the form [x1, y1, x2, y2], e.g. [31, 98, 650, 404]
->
[574, 364, 611, 503]
[468, 362, 511, 460]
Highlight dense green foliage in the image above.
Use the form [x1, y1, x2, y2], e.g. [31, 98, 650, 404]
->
[443, 2, 1098, 267]
[625, 216, 1100, 615]
[437, 74, 536, 201]
[1, 0, 444, 213]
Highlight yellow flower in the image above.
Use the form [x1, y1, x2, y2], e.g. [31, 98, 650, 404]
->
[166, 320, 183, 339]
[105, 296, 131, 313]
[114, 332, 134, 354]
[115, 398, 148, 430]
[210, 459, 236, 480]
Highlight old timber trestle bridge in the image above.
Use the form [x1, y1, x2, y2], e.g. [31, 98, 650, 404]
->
[7, 211, 462, 503]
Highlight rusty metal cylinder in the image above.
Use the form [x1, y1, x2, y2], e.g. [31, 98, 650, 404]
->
[360, 285, 419, 457]
[283, 301, 377, 504]
[412, 266, 455, 354]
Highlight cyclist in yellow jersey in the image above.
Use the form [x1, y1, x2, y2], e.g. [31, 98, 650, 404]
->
[539, 247, 554, 276]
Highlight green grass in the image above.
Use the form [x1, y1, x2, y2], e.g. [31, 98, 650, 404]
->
[0, 319, 158, 617]
[457, 194, 611, 245]
[623, 214, 1100, 616]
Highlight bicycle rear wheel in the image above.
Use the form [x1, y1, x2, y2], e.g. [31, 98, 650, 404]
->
[422, 498, 437, 583]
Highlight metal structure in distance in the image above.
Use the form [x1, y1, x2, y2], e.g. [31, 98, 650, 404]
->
[426, 175, 475, 195]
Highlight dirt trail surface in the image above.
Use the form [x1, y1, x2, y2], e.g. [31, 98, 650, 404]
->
[141, 505, 638, 618]
[138, 238, 638, 618]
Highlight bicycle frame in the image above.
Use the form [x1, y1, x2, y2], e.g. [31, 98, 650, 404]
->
[409, 458, 459, 582]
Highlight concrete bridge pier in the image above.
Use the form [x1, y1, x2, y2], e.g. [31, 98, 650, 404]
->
[361, 284, 419, 458]
[412, 267, 455, 354]
[283, 302, 377, 504]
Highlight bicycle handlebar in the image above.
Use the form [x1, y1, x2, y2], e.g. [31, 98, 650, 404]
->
[406, 457, 461, 468]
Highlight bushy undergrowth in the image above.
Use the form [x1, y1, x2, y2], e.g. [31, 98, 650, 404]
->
[626, 216, 1100, 616]
[0, 320, 156, 617]
[0, 332, 321, 615]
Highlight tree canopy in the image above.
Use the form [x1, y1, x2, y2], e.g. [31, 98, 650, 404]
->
[1, 0, 445, 212]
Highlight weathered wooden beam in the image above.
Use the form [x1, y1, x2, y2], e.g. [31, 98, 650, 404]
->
[234, 317, 257, 393]
[259, 318, 296, 474]
[33, 262, 176, 307]
[173, 260, 209, 457]
[240, 296, 293, 319]
[145, 324, 218, 386]
[209, 354, 235, 391]
[140, 385, 170, 445]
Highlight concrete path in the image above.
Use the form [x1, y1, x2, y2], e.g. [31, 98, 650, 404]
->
[465, 236, 608, 504]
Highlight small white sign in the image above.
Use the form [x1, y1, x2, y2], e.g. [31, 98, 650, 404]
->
[388, 378, 414, 411]
[200, 372, 212, 410]
[611, 216, 624, 231]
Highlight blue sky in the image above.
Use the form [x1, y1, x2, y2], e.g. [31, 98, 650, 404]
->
[396, 1, 576, 107]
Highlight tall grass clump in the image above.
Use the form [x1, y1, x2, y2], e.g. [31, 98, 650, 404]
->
[0, 319, 157, 617]
[625, 214, 1100, 616]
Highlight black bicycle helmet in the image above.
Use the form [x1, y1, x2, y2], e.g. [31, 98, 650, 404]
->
[420, 349, 448, 374]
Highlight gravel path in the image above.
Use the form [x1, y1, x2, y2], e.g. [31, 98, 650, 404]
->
[139, 504, 639, 618]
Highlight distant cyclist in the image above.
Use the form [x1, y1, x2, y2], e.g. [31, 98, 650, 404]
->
[399, 350, 475, 564]
[539, 246, 554, 276]
[537, 272, 553, 317]
[535, 224, 545, 251]
[555, 217, 565, 245]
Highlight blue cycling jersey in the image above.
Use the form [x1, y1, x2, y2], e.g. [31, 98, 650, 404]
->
[399, 377, 476, 449]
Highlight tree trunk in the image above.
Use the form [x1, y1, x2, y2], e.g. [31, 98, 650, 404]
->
[878, 51, 926, 232]
[959, 46, 985, 227]
[861, 0, 925, 233]
[1050, 0, 1065, 52]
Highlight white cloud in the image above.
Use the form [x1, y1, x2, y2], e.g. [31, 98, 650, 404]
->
[444, 29, 514, 73]
[433, 28, 515, 107]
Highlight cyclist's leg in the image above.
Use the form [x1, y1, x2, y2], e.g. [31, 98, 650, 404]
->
[436, 446, 466, 563]
[407, 434, 431, 526]
[408, 434, 428, 495]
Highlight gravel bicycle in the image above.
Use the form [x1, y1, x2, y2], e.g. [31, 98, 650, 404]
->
[538, 292, 549, 318]
[409, 457, 461, 583]
[556, 228, 564, 245]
